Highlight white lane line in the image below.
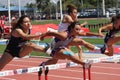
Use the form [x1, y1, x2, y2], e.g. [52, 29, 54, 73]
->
[47, 74, 85, 80]
[12, 59, 42, 63]
[93, 65, 120, 70]
[7, 64, 33, 67]
[21, 72, 85, 80]
[0, 77, 16, 80]
[59, 68, 120, 77]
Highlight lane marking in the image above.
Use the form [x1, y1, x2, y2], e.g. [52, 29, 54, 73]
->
[59, 68, 120, 77]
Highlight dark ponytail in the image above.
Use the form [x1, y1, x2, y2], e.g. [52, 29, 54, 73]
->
[68, 22, 79, 32]
[12, 15, 28, 30]
[111, 14, 120, 23]
[67, 4, 77, 14]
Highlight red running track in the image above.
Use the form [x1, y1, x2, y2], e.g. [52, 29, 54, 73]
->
[0, 57, 120, 80]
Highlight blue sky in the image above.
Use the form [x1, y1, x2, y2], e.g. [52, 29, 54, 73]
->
[0, 0, 35, 7]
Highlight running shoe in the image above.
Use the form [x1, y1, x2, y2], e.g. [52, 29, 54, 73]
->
[39, 62, 45, 68]
[100, 44, 106, 54]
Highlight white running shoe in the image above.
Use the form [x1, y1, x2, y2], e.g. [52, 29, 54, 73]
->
[44, 43, 52, 54]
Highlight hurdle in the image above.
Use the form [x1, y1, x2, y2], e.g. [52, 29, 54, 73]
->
[39, 54, 120, 80]
[38, 62, 91, 80]
[83, 66, 91, 80]
[0, 54, 120, 80]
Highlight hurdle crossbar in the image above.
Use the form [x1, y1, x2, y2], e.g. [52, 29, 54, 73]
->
[0, 66, 42, 77]
[0, 62, 70, 77]
[84, 54, 120, 63]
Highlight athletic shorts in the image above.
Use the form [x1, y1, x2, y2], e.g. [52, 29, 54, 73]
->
[4, 46, 21, 57]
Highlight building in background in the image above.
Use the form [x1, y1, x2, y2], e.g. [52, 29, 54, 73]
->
[0, 0, 35, 7]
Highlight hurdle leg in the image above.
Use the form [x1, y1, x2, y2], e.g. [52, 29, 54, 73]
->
[88, 67, 91, 80]
[83, 66, 91, 80]
[83, 68, 86, 80]
[45, 67, 49, 80]
[38, 67, 42, 80]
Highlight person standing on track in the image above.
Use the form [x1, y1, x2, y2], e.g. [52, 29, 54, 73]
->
[40, 22, 102, 68]
[99, 14, 120, 56]
[0, 15, 49, 71]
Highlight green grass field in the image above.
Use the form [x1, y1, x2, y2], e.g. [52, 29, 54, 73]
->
[31, 18, 109, 25]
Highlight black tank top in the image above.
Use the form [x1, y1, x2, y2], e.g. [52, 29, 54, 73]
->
[7, 36, 27, 47]
[106, 24, 120, 37]
[7, 29, 30, 48]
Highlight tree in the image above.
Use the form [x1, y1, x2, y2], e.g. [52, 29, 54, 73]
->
[36, 0, 50, 12]
[36, 0, 117, 18]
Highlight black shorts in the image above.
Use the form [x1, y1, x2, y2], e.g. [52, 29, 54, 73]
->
[50, 47, 65, 57]
[4, 46, 21, 57]
[104, 33, 114, 43]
